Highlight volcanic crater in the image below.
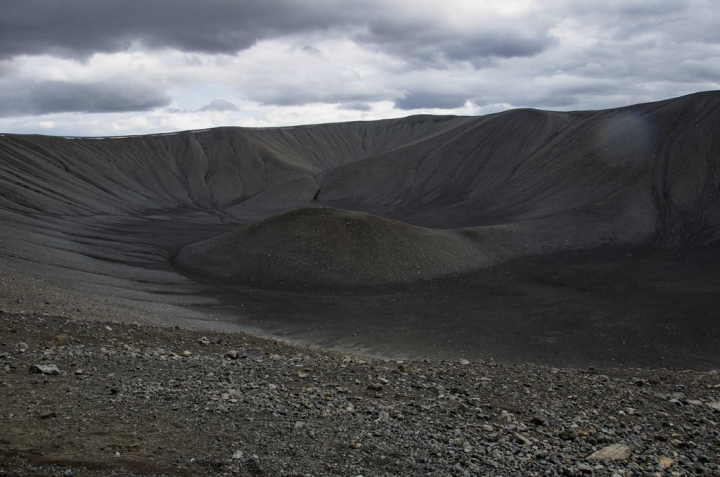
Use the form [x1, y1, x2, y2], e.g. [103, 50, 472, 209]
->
[1, 91, 719, 368]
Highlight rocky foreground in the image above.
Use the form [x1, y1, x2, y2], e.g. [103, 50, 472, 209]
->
[0, 311, 719, 477]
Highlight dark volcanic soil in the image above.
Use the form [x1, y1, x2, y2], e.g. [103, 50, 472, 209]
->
[175, 245, 720, 370]
[1, 312, 719, 477]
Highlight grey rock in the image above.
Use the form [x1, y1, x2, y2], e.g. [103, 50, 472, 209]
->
[239, 348, 264, 359]
[29, 364, 60, 375]
[531, 416, 548, 426]
[588, 444, 631, 461]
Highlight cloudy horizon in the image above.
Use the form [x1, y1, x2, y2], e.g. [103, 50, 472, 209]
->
[1, 0, 719, 136]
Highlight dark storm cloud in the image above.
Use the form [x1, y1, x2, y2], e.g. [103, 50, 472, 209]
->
[197, 99, 238, 112]
[0, 1, 348, 59]
[0, 81, 171, 116]
[0, 1, 555, 67]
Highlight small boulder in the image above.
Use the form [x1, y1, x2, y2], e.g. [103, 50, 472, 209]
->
[29, 364, 60, 375]
[588, 444, 631, 461]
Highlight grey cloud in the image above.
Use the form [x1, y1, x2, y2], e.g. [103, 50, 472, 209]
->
[338, 102, 373, 111]
[678, 59, 720, 83]
[564, 0, 689, 21]
[615, 0, 688, 17]
[301, 45, 322, 55]
[0, 80, 170, 116]
[197, 99, 238, 112]
[514, 96, 580, 108]
[0, 1, 365, 59]
[360, 23, 556, 68]
[0, 63, 14, 78]
[565, 0, 719, 43]
[251, 87, 389, 107]
[0, 1, 556, 68]
[394, 93, 468, 110]
[0, 1, 336, 59]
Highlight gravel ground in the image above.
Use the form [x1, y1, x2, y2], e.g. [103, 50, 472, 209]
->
[1, 311, 719, 477]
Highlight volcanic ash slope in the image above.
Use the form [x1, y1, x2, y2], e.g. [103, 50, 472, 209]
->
[175, 207, 492, 287]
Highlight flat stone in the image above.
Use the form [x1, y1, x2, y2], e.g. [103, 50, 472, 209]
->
[707, 401, 720, 411]
[28, 364, 60, 375]
[659, 457, 674, 469]
[239, 348, 264, 359]
[588, 444, 631, 461]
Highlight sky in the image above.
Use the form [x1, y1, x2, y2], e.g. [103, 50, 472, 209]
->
[1, 0, 719, 136]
